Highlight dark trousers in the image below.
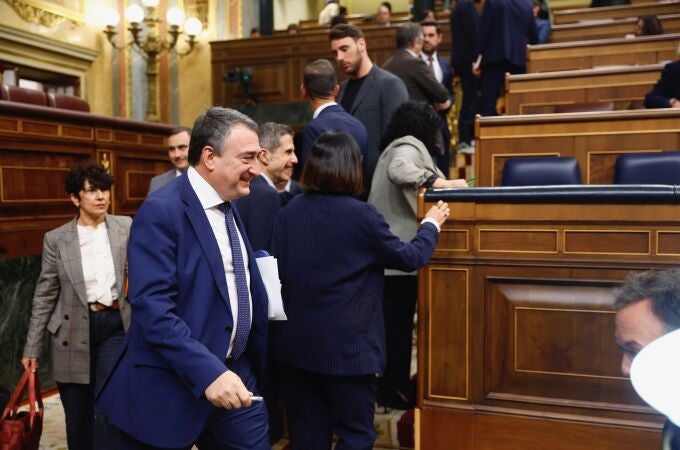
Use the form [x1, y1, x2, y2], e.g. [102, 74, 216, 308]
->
[117, 356, 269, 450]
[280, 365, 377, 450]
[378, 275, 417, 403]
[58, 309, 124, 450]
[480, 61, 525, 116]
[453, 62, 480, 145]
[436, 113, 451, 178]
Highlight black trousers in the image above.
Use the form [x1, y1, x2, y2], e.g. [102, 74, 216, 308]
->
[379, 275, 417, 403]
[280, 365, 377, 450]
[480, 60, 525, 116]
[58, 309, 124, 450]
[453, 62, 480, 145]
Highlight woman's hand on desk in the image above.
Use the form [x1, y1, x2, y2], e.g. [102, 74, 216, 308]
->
[432, 178, 468, 188]
[425, 200, 451, 226]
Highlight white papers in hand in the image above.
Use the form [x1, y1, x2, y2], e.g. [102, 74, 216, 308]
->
[255, 255, 287, 321]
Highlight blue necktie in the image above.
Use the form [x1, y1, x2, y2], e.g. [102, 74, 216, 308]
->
[219, 202, 250, 359]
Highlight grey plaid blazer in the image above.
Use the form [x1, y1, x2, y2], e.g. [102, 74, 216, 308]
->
[23, 214, 132, 384]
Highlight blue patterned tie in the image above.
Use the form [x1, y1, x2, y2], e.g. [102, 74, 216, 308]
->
[219, 202, 250, 359]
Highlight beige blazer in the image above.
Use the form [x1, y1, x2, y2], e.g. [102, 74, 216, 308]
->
[23, 214, 132, 384]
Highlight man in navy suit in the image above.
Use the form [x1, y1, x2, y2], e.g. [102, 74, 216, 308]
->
[450, 0, 481, 151]
[148, 126, 191, 194]
[473, 0, 538, 116]
[329, 23, 408, 195]
[97, 107, 270, 449]
[235, 122, 301, 252]
[421, 19, 455, 176]
[300, 59, 368, 168]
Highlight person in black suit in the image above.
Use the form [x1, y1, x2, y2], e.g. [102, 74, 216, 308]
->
[421, 19, 455, 176]
[473, 0, 538, 116]
[644, 59, 680, 109]
[450, 0, 481, 150]
[382, 22, 451, 108]
[300, 59, 368, 168]
[271, 130, 451, 450]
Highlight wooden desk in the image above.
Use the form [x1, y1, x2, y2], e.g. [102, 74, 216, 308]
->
[554, 0, 680, 25]
[474, 108, 680, 187]
[504, 63, 662, 114]
[416, 186, 675, 450]
[550, 13, 680, 43]
[0, 100, 173, 259]
[527, 33, 679, 73]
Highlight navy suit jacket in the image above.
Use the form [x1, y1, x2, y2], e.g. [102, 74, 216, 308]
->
[97, 173, 269, 448]
[301, 104, 368, 168]
[270, 193, 438, 376]
[644, 61, 680, 109]
[474, 0, 538, 68]
[234, 175, 302, 252]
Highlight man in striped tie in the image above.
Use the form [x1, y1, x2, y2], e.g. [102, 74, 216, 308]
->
[97, 107, 271, 450]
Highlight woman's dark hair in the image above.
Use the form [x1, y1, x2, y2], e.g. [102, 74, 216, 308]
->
[301, 130, 363, 197]
[65, 162, 113, 199]
[638, 15, 663, 36]
[379, 101, 441, 155]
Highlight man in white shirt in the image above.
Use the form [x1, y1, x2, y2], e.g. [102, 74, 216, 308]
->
[148, 126, 191, 194]
[98, 107, 271, 450]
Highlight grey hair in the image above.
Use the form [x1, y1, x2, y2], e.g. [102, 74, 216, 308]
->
[396, 22, 423, 49]
[258, 122, 294, 153]
[188, 107, 258, 165]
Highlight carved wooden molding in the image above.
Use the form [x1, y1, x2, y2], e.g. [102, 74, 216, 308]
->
[5, 0, 65, 26]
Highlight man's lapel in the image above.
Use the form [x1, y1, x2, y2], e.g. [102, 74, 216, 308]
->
[179, 175, 230, 306]
[349, 65, 377, 114]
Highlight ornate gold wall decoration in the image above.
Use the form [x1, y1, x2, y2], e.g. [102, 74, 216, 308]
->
[4, 0, 84, 26]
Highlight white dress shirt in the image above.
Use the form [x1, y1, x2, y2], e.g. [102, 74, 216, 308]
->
[421, 51, 443, 84]
[188, 166, 252, 358]
[78, 222, 118, 305]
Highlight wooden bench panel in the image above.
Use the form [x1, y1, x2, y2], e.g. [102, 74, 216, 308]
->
[417, 190, 676, 450]
[554, 0, 680, 25]
[505, 63, 662, 114]
[527, 33, 679, 73]
[550, 13, 680, 43]
[0, 100, 172, 258]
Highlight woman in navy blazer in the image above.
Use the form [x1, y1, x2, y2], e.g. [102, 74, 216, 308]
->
[271, 131, 450, 450]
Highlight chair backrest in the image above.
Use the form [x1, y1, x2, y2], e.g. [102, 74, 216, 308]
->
[46, 93, 90, 112]
[554, 101, 615, 113]
[0, 84, 47, 106]
[614, 151, 680, 184]
[501, 156, 582, 186]
[628, 99, 646, 110]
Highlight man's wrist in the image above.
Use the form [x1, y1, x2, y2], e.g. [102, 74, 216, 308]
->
[421, 217, 441, 232]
